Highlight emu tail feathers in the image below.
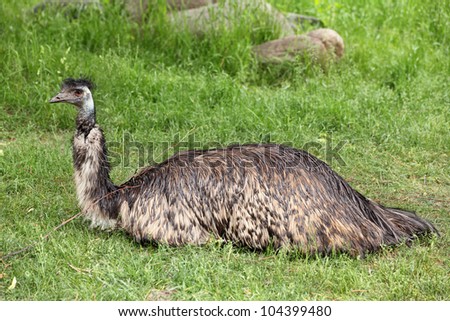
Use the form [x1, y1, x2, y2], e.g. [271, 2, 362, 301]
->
[384, 207, 438, 236]
[369, 202, 438, 245]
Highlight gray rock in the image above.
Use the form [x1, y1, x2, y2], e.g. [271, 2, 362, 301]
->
[166, 0, 295, 37]
[307, 28, 345, 59]
[125, 0, 296, 37]
[285, 13, 324, 30]
[252, 28, 344, 65]
[253, 35, 326, 64]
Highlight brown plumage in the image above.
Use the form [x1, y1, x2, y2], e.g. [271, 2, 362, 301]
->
[50, 78, 438, 257]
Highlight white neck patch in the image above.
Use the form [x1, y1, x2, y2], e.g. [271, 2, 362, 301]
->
[82, 87, 95, 113]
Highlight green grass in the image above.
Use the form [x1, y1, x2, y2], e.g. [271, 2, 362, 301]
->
[1, 0, 449, 300]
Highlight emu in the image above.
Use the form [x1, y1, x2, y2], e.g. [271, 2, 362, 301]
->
[50, 78, 438, 257]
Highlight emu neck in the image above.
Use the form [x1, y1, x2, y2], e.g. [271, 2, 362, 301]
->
[72, 101, 120, 229]
[75, 94, 96, 135]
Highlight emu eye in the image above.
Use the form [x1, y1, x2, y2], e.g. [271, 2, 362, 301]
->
[74, 89, 83, 96]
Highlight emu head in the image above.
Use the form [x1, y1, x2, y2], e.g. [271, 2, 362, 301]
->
[50, 78, 95, 112]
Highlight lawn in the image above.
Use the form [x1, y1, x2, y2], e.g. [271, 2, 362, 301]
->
[1, 0, 449, 300]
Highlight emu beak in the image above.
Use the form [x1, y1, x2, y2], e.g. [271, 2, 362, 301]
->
[49, 92, 69, 103]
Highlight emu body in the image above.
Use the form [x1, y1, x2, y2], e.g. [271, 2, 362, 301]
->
[50, 78, 438, 256]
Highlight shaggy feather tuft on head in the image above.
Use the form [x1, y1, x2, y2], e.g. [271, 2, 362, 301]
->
[62, 77, 96, 90]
